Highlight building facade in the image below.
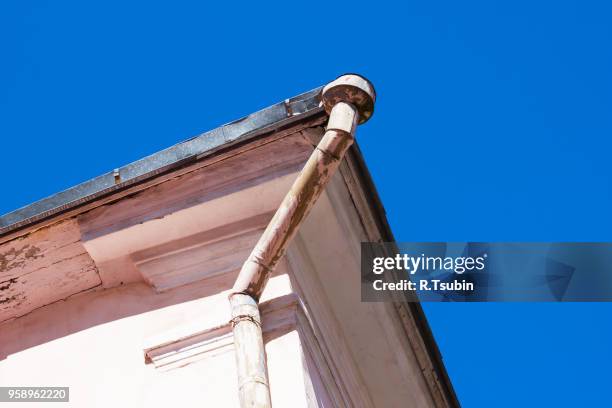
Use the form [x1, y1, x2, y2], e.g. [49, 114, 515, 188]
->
[0, 84, 457, 407]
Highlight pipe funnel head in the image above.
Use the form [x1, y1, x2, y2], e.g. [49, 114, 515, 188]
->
[321, 74, 376, 124]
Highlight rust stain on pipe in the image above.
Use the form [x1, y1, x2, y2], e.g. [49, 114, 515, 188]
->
[232, 149, 350, 297]
[231, 102, 360, 301]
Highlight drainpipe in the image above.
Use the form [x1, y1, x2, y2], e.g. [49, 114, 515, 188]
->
[228, 74, 376, 408]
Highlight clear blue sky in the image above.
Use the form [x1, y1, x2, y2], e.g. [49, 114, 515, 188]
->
[2, 1, 611, 406]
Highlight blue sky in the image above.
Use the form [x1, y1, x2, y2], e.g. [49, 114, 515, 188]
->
[2, 1, 611, 406]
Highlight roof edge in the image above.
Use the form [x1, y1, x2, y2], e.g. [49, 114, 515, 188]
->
[0, 86, 324, 238]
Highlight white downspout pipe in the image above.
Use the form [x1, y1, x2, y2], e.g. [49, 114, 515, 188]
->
[228, 74, 376, 408]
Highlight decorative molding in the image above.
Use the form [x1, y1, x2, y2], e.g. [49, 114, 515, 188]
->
[143, 294, 298, 372]
[133, 215, 268, 292]
[80, 171, 299, 290]
[145, 325, 234, 371]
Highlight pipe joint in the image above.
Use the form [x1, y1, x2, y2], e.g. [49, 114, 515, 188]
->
[321, 74, 376, 124]
[238, 375, 269, 390]
[230, 256, 272, 301]
[230, 314, 262, 328]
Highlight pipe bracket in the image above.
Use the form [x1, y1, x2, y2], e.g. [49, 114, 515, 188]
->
[238, 375, 269, 390]
[230, 314, 262, 328]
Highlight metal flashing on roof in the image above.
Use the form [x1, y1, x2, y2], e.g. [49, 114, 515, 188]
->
[0, 87, 324, 237]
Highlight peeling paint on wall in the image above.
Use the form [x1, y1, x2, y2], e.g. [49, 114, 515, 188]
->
[0, 219, 102, 322]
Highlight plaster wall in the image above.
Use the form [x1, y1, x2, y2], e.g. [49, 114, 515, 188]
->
[0, 274, 312, 408]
